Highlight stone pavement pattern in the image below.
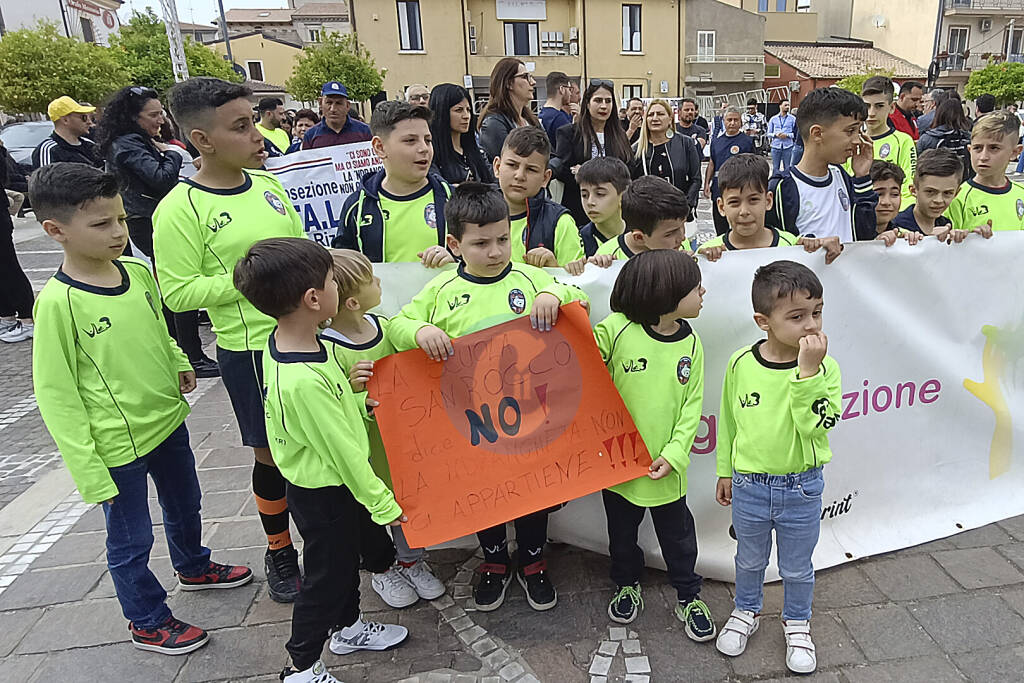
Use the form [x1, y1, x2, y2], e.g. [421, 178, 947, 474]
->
[5, 206, 1024, 681]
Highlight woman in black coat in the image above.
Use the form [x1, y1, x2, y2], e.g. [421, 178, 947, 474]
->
[429, 83, 495, 186]
[630, 99, 701, 219]
[478, 58, 541, 163]
[96, 86, 217, 377]
[550, 80, 632, 226]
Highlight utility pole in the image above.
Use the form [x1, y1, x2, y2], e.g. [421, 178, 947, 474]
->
[217, 0, 234, 64]
[158, 0, 190, 82]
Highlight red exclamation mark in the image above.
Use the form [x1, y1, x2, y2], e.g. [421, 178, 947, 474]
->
[535, 384, 549, 419]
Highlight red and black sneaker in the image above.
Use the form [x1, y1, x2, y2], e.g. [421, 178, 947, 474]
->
[472, 562, 511, 612]
[178, 560, 253, 591]
[130, 617, 209, 655]
[517, 559, 557, 611]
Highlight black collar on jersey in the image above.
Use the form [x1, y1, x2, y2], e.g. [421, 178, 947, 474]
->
[182, 171, 253, 195]
[616, 233, 637, 258]
[789, 166, 834, 188]
[509, 210, 527, 222]
[966, 177, 1012, 195]
[871, 123, 897, 141]
[752, 339, 798, 369]
[268, 328, 328, 363]
[643, 319, 693, 342]
[320, 314, 384, 351]
[55, 260, 129, 296]
[457, 260, 513, 284]
[723, 229, 780, 251]
[379, 181, 432, 202]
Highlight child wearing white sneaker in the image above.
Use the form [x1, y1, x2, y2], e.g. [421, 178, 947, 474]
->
[714, 261, 842, 675]
[322, 249, 445, 608]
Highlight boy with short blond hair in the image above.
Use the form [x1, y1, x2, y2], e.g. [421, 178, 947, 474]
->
[947, 111, 1024, 232]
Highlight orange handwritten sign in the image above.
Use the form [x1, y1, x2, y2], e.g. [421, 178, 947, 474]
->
[368, 302, 652, 547]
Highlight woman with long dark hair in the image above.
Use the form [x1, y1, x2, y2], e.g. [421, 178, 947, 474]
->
[917, 99, 974, 181]
[631, 99, 701, 220]
[96, 86, 218, 377]
[478, 58, 540, 163]
[429, 84, 494, 185]
[550, 79, 632, 225]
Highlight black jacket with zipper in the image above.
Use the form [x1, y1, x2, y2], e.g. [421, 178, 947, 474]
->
[106, 133, 183, 219]
[629, 134, 702, 215]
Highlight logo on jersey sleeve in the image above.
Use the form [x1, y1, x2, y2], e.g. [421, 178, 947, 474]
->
[508, 288, 527, 314]
[837, 187, 850, 211]
[264, 191, 287, 215]
[677, 356, 692, 385]
[729, 145, 740, 155]
[144, 291, 159, 319]
[878, 142, 891, 159]
[811, 397, 839, 429]
[424, 203, 437, 229]
[1017, 198, 1024, 219]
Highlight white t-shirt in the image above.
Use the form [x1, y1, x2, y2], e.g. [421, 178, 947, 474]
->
[788, 166, 854, 242]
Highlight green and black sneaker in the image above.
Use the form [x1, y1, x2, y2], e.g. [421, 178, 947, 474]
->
[608, 584, 643, 624]
[676, 596, 717, 642]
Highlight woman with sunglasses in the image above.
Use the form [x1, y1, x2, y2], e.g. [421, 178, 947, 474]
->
[550, 79, 632, 226]
[96, 86, 219, 378]
[630, 99, 701, 221]
[478, 57, 541, 164]
[429, 84, 495, 186]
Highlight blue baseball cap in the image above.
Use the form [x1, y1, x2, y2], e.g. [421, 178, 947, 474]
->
[321, 82, 349, 97]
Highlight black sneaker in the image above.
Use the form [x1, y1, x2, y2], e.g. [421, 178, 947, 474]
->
[190, 356, 220, 378]
[130, 616, 209, 655]
[516, 559, 557, 611]
[266, 546, 302, 603]
[608, 584, 643, 624]
[676, 596, 717, 642]
[473, 562, 511, 611]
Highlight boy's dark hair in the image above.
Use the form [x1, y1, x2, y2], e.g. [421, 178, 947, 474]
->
[621, 176, 689, 235]
[167, 77, 253, 136]
[796, 87, 867, 139]
[370, 100, 432, 138]
[752, 260, 823, 316]
[975, 93, 996, 114]
[234, 238, 333, 319]
[915, 148, 963, 181]
[502, 125, 551, 161]
[869, 159, 905, 186]
[257, 97, 283, 113]
[576, 156, 631, 194]
[861, 75, 895, 100]
[545, 71, 570, 92]
[445, 182, 509, 240]
[746, 97, 757, 106]
[610, 250, 701, 326]
[717, 154, 770, 194]
[28, 162, 119, 223]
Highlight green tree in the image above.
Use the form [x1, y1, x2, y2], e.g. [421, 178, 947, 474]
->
[286, 32, 385, 103]
[110, 9, 240, 94]
[965, 61, 1024, 105]
[836, 69, 895, 95]
[0, 21, 130, 114]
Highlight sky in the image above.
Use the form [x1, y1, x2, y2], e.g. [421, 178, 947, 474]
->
[118, 0, 289, 27]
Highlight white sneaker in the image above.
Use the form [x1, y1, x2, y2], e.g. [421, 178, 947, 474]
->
[371, 565, 419, 608]
[715, 608, 760, 657]
[281, 660, 339, 683]
[783, 619, 817, 673]
[0, 318, 16, 335]
[329, 618, 409, 655]
[396, 560, 445, 600]
[0, 321, 32, 343]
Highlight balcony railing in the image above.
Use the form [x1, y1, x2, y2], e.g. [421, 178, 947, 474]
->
[944, 0, 1024, 12]
[683, 55, 765, 64]
[939, 52, 1024, 70]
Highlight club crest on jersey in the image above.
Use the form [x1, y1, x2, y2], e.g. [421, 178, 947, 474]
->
[264, 191, 287, 215]
[879, 142, 891, 158]
[729, 145, 740, 155]
[838, 187, 850, 211]
[424, 203, 437, 229]
[1017, 198, 1024, 219]
[677, 356, 692, 385]
[508, 288, 527, 314]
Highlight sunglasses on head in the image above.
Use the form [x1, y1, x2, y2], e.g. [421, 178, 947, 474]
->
[129, 86, 157, 99]
[589, 79, 614, 90]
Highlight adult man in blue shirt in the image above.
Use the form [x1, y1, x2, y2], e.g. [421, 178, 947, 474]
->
[301, 82, 372, 150]
[539, 71, 573, 147]
[767, 100, 797, 176]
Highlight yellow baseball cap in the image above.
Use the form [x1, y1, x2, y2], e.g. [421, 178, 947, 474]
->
[47, 96, 95, 122]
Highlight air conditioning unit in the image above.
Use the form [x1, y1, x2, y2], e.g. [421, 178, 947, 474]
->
[569, 26, 578, 39]
[569, 42, 579, 55]
[980, 18, 992, 32]
[469, 24, 476, 38]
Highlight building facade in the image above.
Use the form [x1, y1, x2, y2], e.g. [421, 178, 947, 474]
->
[933, 0, 1024, 91]
[0, 0, 122, 45]
[205, 31, 304, 102]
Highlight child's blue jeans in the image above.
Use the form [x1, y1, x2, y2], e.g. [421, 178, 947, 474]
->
[102, 422, 210, 628]
[731, 467, 823, 622]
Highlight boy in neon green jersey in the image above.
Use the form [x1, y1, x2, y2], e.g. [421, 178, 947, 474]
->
[947, 111, 1024, 232]
[30, 163, 252, 657]
[234, 238, 409, 683]
[846, 76, 916, 208]
[714, 261, 841, 675]
[595, 249, 717, 642]
[698, 154, 798, 262]
[321, 248, 445, 609]
[589, 175, 690, 268]
[390, 183, 588, 613]
[154, 78, 306, 603]
[492, 125, 584, 271]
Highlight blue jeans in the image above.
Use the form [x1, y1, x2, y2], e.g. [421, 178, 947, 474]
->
[103, 422, 210, 628]
[791, 145, 804, 166]
[1016, 150, 1024, 174]
[731, 467, 823, 622]
[771, 146, 794, 176]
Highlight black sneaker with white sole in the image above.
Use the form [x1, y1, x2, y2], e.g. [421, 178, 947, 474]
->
[608, 584, 643, 624]
[517, 559, 557, 611]
[473, 562, 512, 611]
[266, 546, 302, 603]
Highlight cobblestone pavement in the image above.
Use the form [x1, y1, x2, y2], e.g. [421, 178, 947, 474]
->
[5, 210, 1024, 682]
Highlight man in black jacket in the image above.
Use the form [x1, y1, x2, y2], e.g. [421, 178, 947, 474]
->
[32, 97, 101, 168]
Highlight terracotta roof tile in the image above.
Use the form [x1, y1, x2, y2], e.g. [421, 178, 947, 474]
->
[765, 43, 927, 79]
[291, 3, 348, 18]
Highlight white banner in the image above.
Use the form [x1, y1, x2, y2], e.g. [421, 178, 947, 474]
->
[366, 236, 1024, 581]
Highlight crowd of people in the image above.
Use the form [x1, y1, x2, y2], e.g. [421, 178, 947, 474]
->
[5, 54, 1024, 683]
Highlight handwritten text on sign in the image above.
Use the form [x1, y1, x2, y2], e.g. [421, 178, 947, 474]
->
[368, 303, 653, 547]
